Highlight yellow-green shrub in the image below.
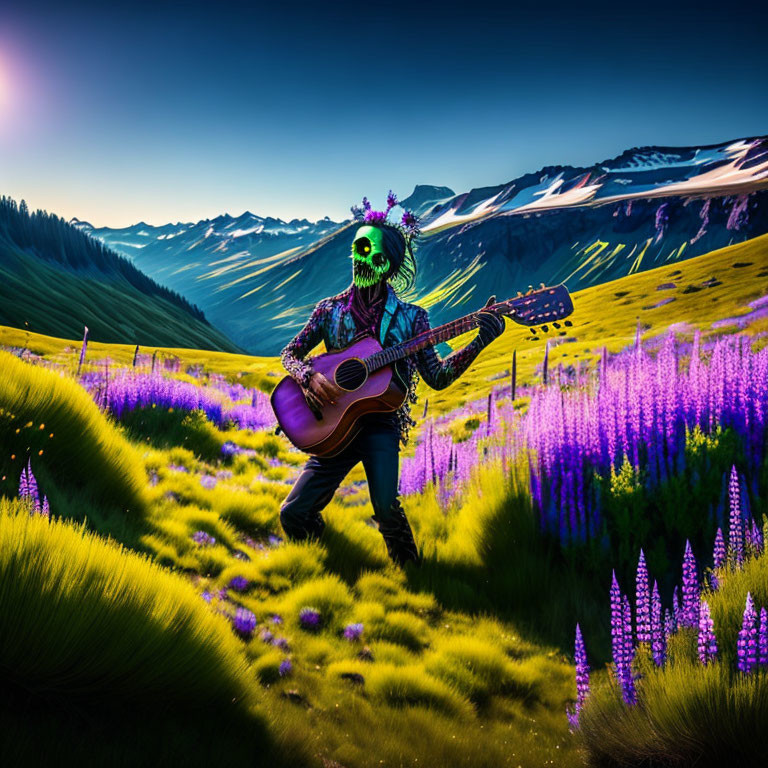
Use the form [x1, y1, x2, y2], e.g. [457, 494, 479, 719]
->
[0, 499, 254, 711]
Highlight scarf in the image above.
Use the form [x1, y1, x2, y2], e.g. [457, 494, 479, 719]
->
[347, 281, 387, 338]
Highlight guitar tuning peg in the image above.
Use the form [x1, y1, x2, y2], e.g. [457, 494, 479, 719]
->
[540, 282, 546, 289]
[526, 285, 534, 295]
[516, 291, 523, 298]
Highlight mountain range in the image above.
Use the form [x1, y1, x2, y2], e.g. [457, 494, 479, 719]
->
[74, 135, 768, 355]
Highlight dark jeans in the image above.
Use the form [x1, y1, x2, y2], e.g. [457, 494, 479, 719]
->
[280, 412, 420, 566]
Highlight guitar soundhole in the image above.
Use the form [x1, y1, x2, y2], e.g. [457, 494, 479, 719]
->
[334, 358, 368, 391]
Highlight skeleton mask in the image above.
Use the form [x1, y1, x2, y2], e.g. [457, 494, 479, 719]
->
[351, 225, 389, 288]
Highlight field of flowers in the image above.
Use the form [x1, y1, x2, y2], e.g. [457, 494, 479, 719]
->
[1, 237, 767, 766]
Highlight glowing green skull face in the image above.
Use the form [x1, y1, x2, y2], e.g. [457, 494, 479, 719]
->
[351, 225, 389, 288]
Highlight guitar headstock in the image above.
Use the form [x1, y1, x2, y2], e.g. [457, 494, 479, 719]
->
[493, 283, 574, 331]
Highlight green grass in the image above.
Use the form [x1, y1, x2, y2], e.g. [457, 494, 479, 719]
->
[0, 240, 241, 352]
[0, 497, 303, 767]
[578, 545, 768, 766]
[2, 233, 768, 765]
[0, 350, 149, 542]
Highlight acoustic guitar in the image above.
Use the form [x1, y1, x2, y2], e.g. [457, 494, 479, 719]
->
[270, 284, 574, 456]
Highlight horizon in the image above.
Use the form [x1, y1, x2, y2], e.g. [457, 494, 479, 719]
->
[2, 0, 767, 228]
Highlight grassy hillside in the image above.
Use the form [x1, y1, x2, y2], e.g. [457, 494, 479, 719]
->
[0, 196, 240, 352]
[1, 233, 767, 765]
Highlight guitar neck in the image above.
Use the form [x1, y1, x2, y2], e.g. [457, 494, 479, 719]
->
[364, 311, 482, 373]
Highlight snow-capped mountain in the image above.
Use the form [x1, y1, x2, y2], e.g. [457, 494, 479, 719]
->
[75, 136, 768, 355]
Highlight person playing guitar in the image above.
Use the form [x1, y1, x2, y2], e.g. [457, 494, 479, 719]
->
[278, 191, 505, 568]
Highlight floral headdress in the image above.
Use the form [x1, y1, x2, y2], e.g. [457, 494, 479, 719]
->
[350, 190, 421, 240]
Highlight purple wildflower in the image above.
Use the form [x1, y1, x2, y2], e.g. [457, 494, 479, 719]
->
[343, 622, 364, 641]
[386, 190, 398, 210]
[259, 628, 274, 644]
[18, 460, 40, 509]
[747, 518, 763, 558]
[217, 587, 228, 600]
[363, 209, 387, 225]
[737, 592, 758, 674]
[621, 594, 636, 705]
[636, 549, 651, 645]
[651, 580, 666, 666]
[232, 607, 257, 638]
[681, 540, 700, 628]
[270, 614, 283, 625]
[728, 466, 744, 569]
[697, 599, 717, 665]
[713, 528, 726, 568]
[192, 530, 216, 547]
[610, 571, 624, 679]
[200, 474, 217, 490]
[402, 210, 417, 230]
[279, 658, 293, 677]
[299, 607, 322, 631]
[672, 586, 682, 627]
[268, 534, 283, 547]
[567, 623, 590, 730]
[664, 608, 675, 641]
[229, 576, 249, 592]
[760, 607, 768, 667]
[201, 590, 213, 603]
[273, 636, 290, 650]
[221, 441, 242, 457]
[40, 496, 50, 519]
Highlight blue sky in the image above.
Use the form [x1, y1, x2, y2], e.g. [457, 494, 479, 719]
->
[2, 0, 766, 227]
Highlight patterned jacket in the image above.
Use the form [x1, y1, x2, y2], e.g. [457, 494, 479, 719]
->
[280, 283, 490, 445]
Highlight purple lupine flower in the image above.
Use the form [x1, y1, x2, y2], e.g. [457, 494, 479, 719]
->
[737, 592, 758, 674]
[299, 606, 322, 630]
[232, 607, 257, 638]
[201, 590, 213, 603]
[636, 549, 651, 645]
[664, 608, 675, 641]
[270, 614, 283, 625]
[259, 628, 274, 644]
[651, 580, 666, 666]
[728, 466, 744, 569]
[747, 518, 763, 558]
[681, 541, 700, 628]
[567, 623, 590, 730]
[621, 594, 636, 705]
[229, 576, 249, 592]
[697, 599, 717, 665]
[273, 636, 290, 650]
[610, 571, 624, 679]
[760, 608, 768, 667]
[221, 441, 241, 457]
[279, 658, 293, 677]
[268, 534, 283, 547]
[672, 586, 682, 628]
[343, 622, 364, 641]
[217, 587, 228, 600]
[18, 460, 40, 509]
[713, 528, 726, 568]
[192, 530, 216, 547]
[40, 496, 50, 519]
